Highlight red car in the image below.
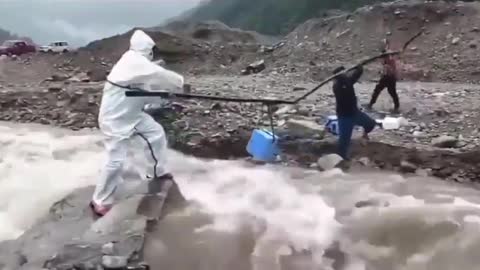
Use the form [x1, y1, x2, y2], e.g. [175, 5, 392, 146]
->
[0, 40, 36, 56]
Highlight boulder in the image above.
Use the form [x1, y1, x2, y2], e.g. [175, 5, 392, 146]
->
[48, 83, 63, 92]
[241, 59, 266, 75]
[293, 86, 307, 92]
[87, 68, 108, 82]
[1, 252, 27, 269]
[49, 73, 70, 82]
[357, 157, 371, 166]
[355, 199, 388, 208]
[431, 135, 458, 148]
[259, 45, 275, 53]
[183, 83, 192, 94]
[400, 160, 417, 173]
[68, 72, 91, 83]
[102, 255, 128, 269]
[102, 242, 116, 255]
[317, 154, 343, 171]
[286, 119, 325, 138]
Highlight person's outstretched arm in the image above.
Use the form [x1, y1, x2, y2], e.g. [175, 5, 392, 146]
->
[112, 53, 184, 92]
[138, 60, 184, 92]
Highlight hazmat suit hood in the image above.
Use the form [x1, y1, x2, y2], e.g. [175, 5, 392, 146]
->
[129, 30, 155, 60]
[105, 29, 183, 89]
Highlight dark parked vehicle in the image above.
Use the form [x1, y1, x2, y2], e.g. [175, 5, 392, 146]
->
[0, 40, 36, 56]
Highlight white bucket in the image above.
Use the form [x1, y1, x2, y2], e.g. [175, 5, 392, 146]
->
[379, 117, 408, 130]
[325, 115, 339, 135]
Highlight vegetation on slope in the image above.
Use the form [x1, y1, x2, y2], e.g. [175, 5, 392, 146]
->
[186, 0, 395, 35]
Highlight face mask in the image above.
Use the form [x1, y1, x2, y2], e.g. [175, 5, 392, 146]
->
[146, 50, 154, 61]
[151, 45, 161, 61]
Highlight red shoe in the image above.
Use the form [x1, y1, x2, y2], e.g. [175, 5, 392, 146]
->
[89, 201, 112, 217]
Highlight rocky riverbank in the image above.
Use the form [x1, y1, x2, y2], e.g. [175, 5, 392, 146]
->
[1, 73, 480, 183]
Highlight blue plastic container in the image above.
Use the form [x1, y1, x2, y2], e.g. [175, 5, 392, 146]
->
[325, 115, 339, 136]
[246, 129, 280, 162]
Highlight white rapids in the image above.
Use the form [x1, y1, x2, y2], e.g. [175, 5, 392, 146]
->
[1, 121, 480, 270]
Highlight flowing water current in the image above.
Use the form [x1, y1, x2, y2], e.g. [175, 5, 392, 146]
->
[1, 121, 480, 270]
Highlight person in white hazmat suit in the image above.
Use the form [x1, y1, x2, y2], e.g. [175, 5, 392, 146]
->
[90, 30, 184, 216]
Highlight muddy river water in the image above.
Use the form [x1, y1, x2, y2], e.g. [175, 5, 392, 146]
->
[1, 121, 480, 270]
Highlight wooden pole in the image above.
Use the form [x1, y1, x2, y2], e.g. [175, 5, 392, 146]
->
[292, 30, 423, 104]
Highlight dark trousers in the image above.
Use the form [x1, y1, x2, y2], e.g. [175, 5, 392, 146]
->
[337, 110, 376, 160]
[369, 75, 399, 109]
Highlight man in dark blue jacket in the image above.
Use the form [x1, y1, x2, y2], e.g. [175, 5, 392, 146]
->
[332, 65, 377, 160]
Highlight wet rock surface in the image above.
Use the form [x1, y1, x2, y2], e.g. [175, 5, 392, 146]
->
[317, 154, 344, 171]
[432, 135, 459, 148]
[0, 177, 187, 270]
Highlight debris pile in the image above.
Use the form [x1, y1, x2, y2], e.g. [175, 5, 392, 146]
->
[270, 1, 480, 83]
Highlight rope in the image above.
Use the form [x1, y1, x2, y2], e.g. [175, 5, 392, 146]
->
[267, 104, 276, 142]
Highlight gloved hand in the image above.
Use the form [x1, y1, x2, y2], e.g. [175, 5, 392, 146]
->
[153, 59, 166, 66]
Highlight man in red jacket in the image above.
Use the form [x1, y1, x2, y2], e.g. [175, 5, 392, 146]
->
[367, 39, 400, 113]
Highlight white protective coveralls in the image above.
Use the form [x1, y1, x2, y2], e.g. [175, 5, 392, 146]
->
[93, 30, 184, 206]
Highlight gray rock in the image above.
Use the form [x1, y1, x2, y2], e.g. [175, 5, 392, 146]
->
[49, 73, 70, 82]
[75, 262, 97, 270]
[102, 255, 128, 269]
[317, 154, 343, 171]
[102, 242, 116, 255]
[183, 83, 192, 94]
[87, 68, 108, 82]
[69, 72, 90, 83]
[242, 60, 266, 75]
[286, 119, 325, 138]
[259, 45, 274, 53]
[13, 252, 27, 267]
[68, 76, 82, 83]
[210, 103, 222, 110]
[0, 252, 28, 270]
[413, 131, 427, 138]
[355, 199, 388, 208]
[296, 106, 311, 116]
[357, 157, 371, 166]
[400, 161, 417, 173]
[416, 168, 432, 177]
[48, 84, 63, 92]
[293, 86, 307, 92]
[434, 109, 449, 117]
[432, 135, 458, 148]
